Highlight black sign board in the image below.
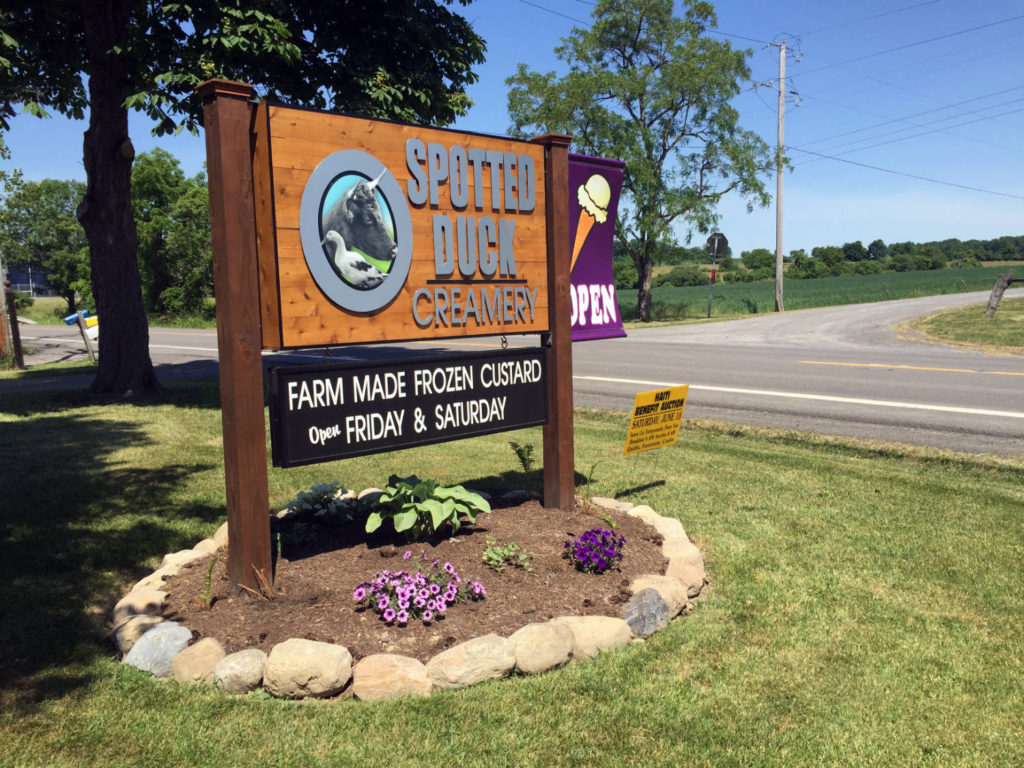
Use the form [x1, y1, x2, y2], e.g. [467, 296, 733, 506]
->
[268, 348, 548, 468]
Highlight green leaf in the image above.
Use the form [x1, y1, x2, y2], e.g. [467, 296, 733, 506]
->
[423, 498, 449, 532]
[365, 511, 383, 534]
[393, 510, 418, 533]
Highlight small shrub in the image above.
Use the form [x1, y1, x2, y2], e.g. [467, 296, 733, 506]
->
[354, 551, 485, 625]
[12, 290, 34, 311]
[563, 528, 625, 574]
[284, 481, 354, 521]
[509, 441, 535, 473]
[482, 536, 533, 574]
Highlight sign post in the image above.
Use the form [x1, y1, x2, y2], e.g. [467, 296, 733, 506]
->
[705, 232, 727, 319]
[535, 134, 576, 511]
[199, 80, 272, 593]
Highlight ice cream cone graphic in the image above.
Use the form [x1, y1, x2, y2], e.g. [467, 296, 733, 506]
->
[571, 173, 611, 273]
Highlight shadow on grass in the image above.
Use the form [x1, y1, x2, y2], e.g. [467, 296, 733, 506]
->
[0, 378, 222, 419]
[0, 406, 221, 710]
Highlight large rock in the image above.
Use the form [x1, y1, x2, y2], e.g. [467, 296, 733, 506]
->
[193, 538, 220, 556]
[626, 505, 659, 525]
[621, 588, 670, 638]
[212, 521, 229, 549]
[629, 574, 689, 618]
[666, 559, 707, 598]
[215, 649, 268, 694]
[661, 538, 704, 569]
[647, 514, 689, 543]
[131, 567, 178, 593]
[263, 638, 352, 699]
[426, 634, 515, 690]
[170, 637, 225, 685]
[112, 589, 167, 625]
[550, 616, 632, 661]
[123, 622, 192, 677]
[508, 622, 574, 675]
[589, 497, 634, 514]
[111, 615, 165, 654]
[351, 655, 432, 701]
[160, 548, 207, 570]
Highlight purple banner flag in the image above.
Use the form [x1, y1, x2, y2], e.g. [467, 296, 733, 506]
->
[569, 154, 626, 341]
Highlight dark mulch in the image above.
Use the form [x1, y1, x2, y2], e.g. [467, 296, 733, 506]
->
[161, 498, 666, 664]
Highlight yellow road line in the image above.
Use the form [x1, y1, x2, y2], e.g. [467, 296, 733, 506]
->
[800, 360, 1024, 377]
[800, 360, 977, 373]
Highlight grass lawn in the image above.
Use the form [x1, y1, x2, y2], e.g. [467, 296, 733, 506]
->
[0, 384, 1022, 767]
[910, 297, 1024, 354]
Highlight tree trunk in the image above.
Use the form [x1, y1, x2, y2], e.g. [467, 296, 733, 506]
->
[636, 256, 654, 322]
[78, 0, 160, 396]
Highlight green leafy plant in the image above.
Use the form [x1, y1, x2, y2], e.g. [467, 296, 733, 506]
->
[194, 554, 220, 610]
[365, 474, 490, 540]
[482, 536, 533, 574]
[284, 481, 353, 520]
[509, 441, 536, 473]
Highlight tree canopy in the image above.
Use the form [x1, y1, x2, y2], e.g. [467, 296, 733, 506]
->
[0, 172, 91, 313]
[0, 0, 486, 394]
[506, 0, 772, 321]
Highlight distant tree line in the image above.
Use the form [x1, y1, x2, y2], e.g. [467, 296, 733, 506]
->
[0, 149, 210, 318]
[613, 235, 1024, 289]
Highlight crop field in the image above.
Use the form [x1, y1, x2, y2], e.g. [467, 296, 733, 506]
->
[618, 265, 1020, 320]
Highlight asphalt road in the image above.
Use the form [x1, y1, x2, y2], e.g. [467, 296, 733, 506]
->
[11, 290, 1024, 457]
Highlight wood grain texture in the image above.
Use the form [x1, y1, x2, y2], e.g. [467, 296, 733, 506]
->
[255, 105, 550, 347]
[199, 80, 272, 591]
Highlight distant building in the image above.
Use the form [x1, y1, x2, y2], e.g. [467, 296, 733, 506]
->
[3, 266, 53, 296]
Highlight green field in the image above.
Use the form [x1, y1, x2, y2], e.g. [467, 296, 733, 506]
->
[618, 265, 1016, 320]
[1, 383, 1022, 767]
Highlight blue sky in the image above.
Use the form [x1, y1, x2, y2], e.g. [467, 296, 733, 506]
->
[1, 0, 1021, 258]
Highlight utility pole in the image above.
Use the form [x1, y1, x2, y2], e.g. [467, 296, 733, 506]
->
[767, 37, 799, 313]
[774, 40, 785, 313]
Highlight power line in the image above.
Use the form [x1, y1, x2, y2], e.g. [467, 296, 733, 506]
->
[800, 0, 942, 36]
[794, 106, 1024, 163]
[796, 15, 1024, 78]
[796, 88, 1024, 152]
[788, 147, 1024, 199]
[515, 0, 589, 25]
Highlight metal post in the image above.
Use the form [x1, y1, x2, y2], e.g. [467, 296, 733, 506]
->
[76, 310, 97, 363]
[706, 239, 718, 319]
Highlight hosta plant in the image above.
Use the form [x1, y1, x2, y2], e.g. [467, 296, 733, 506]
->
[365, 474, 490, 539]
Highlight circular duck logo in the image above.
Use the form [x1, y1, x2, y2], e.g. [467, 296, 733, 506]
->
[299, 150, 413, 313]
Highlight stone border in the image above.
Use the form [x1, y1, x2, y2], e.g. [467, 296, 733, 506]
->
[111, 494, 708, 702]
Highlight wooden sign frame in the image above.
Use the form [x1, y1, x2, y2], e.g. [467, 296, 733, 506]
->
[199, 80, 573, 591]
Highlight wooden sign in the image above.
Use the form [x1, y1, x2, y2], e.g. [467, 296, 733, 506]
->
[623, 385, 689, 455]
[252, 104, 550, 349]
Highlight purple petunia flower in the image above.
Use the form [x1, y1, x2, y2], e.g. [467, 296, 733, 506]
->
[396, 609, 409, 624]
[403, 551, 412, 560]
[429, 583, 441, 595]
[383, 607, 396, 622]
[353, 586, 366, 601]
[378, 595, 390, 610]
[422, 609, 433, 622]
